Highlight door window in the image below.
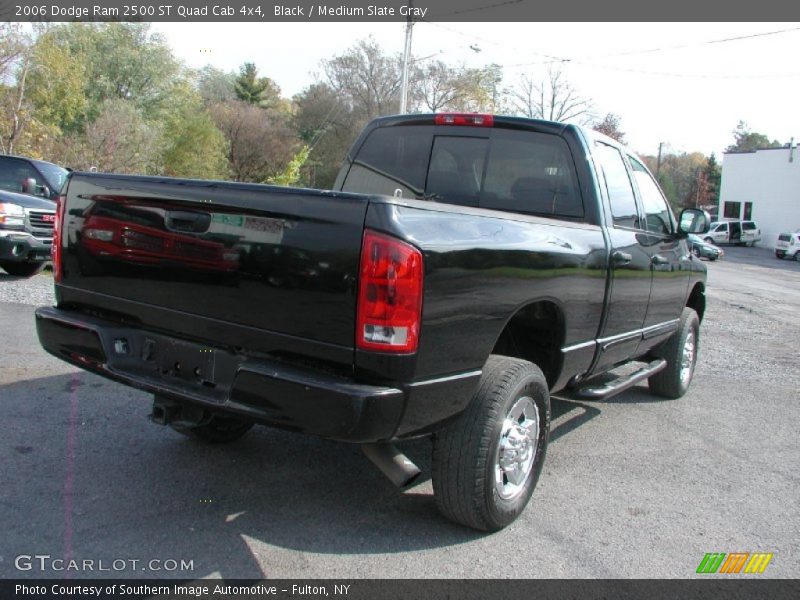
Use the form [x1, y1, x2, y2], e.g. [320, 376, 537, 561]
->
[628, 157, 674, 235]
[594, 143, 639, 229]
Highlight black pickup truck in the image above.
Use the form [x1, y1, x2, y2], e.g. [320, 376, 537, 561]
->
[36, 114, 708, 531]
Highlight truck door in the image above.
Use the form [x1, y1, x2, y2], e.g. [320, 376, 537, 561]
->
[591, 142, 650, 371]
[627, 156, 690, 338]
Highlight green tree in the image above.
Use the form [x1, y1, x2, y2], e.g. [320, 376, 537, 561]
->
[292, 82, 359, 188]
[161, 82, 229, 179]
[197, 65, 237, 105]
[234, 62, 280, 108]
[726, 120, 781, 152]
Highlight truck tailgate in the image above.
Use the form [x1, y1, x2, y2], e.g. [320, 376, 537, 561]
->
[58, 173, 368, 357]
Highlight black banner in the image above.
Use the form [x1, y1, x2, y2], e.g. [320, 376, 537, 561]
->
[2, 0, 800, 22]
[4, 579, 800, 600]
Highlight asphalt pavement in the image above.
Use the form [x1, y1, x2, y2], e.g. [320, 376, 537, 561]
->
[1, 246, 798, 579]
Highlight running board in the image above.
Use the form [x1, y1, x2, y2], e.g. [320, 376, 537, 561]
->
[569, 359, 667, 400]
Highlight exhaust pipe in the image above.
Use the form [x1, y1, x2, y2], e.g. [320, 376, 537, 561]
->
[362, 443, 422, 490]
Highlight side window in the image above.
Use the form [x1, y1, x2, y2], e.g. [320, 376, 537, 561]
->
[629, 156, 674, 235]
[0, 158, 41, 194]
[594, 143, 639, 229]
[715, 223, 727, 233]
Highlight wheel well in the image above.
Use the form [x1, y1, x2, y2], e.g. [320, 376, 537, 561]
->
[687, 283, 705, 322]
[491, 301, 565, 389]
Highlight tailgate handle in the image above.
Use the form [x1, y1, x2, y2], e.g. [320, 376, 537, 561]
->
[165, 211, 211, 233]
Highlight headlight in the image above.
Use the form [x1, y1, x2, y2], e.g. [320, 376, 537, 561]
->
[0, 202, 25, 227]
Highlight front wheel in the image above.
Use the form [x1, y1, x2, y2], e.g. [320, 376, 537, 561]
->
[0, 261, 44, 277]
[691, 247, 701, 259]
[648, 307, 700, 399]
[432, 355, 550, 531]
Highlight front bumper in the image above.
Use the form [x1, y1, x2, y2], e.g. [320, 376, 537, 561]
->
[35, 307, 480, 442]
[0, 232, 51, 263]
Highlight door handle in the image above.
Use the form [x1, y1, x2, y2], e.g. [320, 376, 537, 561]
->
[612, 251, 632, 266]
[651, 255, 670, 266]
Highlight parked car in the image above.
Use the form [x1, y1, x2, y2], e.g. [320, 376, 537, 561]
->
[688, 234, 723, 261]
[0, 154, 67, 201]
[774, 231, 800, 260]
[0, 189, 56, 277]
[705, 220, 761, 246]
[36, 114, 709, 531]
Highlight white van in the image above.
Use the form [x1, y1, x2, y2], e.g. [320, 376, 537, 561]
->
[705, 220, 761, 246]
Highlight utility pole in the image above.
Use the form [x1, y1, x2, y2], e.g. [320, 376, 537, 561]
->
[399, 1, 415, 114]
[656, 142, 664, 177]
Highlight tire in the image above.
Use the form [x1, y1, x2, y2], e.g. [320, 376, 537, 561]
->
[648, 307, 700, 399]
[704, 237, 714, 244]
[709, 256, 718, 262]
[775, 251, 784, 260]
[432, 355, 550, 532]
[691, 247, 701, 259]
[171, 415, 254, 443]
[0, 261, 45, 277]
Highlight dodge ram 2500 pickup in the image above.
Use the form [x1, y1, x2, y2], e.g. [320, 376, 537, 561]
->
[36, 114, 709, 531]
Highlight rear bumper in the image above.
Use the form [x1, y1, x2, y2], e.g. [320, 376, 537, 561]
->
[35, 307, 480, 442]
[0, 232, 51, 263]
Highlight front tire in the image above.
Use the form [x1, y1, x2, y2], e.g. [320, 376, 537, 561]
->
[691, 247, 701, 259]
[0, 261, 44, 277]
[648, 307, 700, 399]
[171, 415, 254, 443]
[432, 355, 550, 531]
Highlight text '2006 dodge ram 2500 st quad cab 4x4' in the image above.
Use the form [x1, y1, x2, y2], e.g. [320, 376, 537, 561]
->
[36, 114, 709, 531]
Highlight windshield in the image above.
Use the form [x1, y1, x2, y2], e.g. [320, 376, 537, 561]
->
[688, 234, 702, 243]
[35, 161, 69, 191]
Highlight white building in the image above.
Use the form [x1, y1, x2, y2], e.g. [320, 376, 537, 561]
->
[718, 145, 800, 246]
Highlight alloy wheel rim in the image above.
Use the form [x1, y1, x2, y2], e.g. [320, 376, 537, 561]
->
[494, 396, 539, 500]
[680, 329, 696, 386]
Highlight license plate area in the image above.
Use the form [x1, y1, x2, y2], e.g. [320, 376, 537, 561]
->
[152, 337, 216, 384]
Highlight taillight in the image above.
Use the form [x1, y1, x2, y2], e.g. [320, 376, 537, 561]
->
[434, 113, 494, 127]
[52, 195, 66, 282]
[356, 230, 423, 353]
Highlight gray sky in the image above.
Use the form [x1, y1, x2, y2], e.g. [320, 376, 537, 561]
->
[152, 22, 800, 157]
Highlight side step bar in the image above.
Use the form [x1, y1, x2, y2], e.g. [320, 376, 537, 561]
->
[569, 359, 667, 400]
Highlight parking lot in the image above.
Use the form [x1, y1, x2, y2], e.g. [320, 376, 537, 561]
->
[1, 245, 798, 579]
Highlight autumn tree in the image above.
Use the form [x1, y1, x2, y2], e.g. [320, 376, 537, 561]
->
[510, 67, 592, 123]
[592, 113, 626, 144]
[322, 38, 403, 121]
[209, 100, 299, 183]
[197, 65, 237, 105]
[725, 120, 782, 153]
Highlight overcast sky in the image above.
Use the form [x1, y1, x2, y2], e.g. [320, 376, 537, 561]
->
[152, 22, 800, 158]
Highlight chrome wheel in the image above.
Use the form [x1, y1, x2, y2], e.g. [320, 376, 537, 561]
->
[679, 329, 696, 387]
[495, 396, 539, 500]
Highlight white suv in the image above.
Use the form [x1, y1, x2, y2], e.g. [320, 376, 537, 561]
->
[774, 231, 800, 260]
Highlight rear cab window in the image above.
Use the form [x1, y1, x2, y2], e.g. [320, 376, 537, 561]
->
[341, 125, 585, 220]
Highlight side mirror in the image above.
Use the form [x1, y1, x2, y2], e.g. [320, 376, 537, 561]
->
[678, 208, 710, 236]
[22, 178, 37, 194]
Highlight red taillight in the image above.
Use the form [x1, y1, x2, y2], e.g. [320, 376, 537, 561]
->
[434, 113, 494, 127]
[52, 195, 66, 282]
[356, 230, 423, 353]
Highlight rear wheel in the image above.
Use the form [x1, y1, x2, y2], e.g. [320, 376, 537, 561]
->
[704, 237, 714, 244]
[171, 415, 254, 443]
[691, 247, 701, 259]
[432, 355, 550, 531]
[648, 307, 700, 399]
[0, 261, 44, 277]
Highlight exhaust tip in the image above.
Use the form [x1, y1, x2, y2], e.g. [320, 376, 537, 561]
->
[362, 443, 422, 490]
